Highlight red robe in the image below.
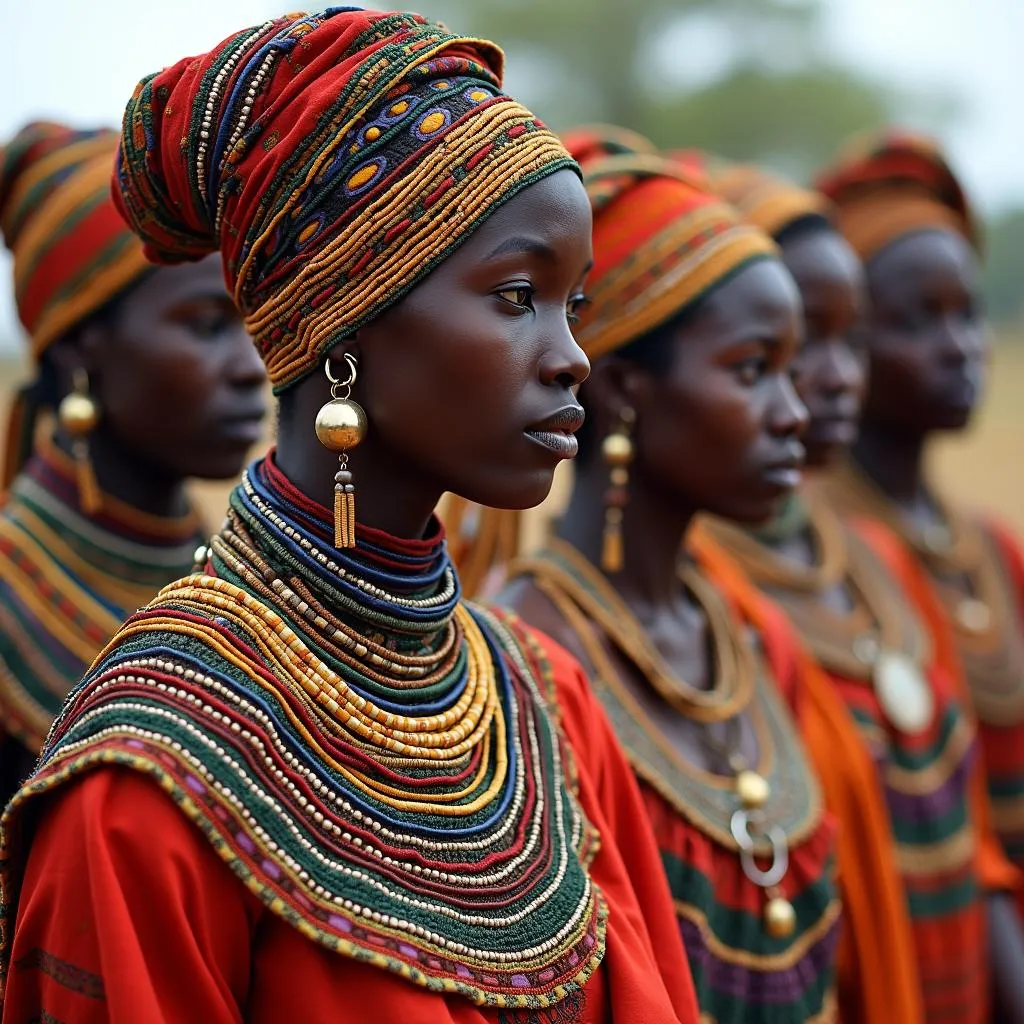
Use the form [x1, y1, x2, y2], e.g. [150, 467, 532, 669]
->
[2, 631, 699, 1024]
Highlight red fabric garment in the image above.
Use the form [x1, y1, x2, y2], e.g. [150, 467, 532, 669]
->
[2, 632, 699, 1024]
[971, 517, 1024, 918]
[690, 532, 925, 1024]
[853, 518, 1020, 896]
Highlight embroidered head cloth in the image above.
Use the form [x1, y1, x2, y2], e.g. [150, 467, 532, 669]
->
[113, 8, 576, 392]
[673, 150, 831, 241]
[814, 129, 977, 262]
[567, 130, 777, 361]
[0, 121, 150, 358]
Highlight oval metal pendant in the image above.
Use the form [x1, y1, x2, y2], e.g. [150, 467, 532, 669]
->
[873, 650, 935, 734]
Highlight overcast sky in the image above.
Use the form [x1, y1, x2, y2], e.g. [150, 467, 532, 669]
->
[0, 0, 1018, 349]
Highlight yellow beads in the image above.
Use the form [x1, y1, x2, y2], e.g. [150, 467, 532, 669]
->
[418, 111, 447, 135]
[346, 161, 381, 192]
[735, 769, 770, 809]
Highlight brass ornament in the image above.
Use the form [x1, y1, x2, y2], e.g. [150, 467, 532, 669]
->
[57, 368, 101, 515]
[315, 353, 367, 548]
[735, 769, 771, 810]
[600, 407, 635, 573]
[764, 894, 797, 938]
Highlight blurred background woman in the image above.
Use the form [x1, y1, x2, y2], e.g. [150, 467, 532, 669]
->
[0, 121, 266, 803]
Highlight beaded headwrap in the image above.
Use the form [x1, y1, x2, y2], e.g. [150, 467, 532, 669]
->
[0, 122, 152, 490]
[673, 151, 832, 242]
[815, 129, 978, 262]
[113, 8, 576, 392]
[569, 133, 777, 362]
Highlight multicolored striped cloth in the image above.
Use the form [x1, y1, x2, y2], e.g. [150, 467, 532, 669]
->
[0, 440, 201, 793]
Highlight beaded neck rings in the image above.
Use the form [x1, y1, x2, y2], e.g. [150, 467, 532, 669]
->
[2, 454, 607, 1008]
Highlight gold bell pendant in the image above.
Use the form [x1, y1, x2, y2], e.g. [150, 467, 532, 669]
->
[763, 886, 796, 939]
[58, 368, 101, 515]
[314, 353, 367, 549]
[600, 408, 635, 573]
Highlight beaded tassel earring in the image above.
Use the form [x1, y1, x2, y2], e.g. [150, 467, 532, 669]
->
[314, 352, 367, 548]
[600, 407, 635, 573]
[58, 368, 101, 514]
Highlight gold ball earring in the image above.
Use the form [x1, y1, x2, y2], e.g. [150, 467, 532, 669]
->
[315, 352, 367, 548]
[600, 407, 635, 573]
[58, 368, 101, 514]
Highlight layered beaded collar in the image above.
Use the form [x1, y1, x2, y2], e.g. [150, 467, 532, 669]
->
[0, 438, 202, 752]
[2, 454, 606, 1008]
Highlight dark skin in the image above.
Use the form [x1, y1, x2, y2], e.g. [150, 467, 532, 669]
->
[501, 257, 807, 771]
[769, 225, 866, 614]
[276, 169, 593, 539]
[848, 227, 1024, 1020]
[49, 253, 267, 517]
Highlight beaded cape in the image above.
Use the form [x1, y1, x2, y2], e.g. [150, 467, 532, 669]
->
[0, 456, 606, 1009]
[508, 542, 840, 1024]
[0, 440, 202, 757]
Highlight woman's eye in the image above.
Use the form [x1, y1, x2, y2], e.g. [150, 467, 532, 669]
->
[188, 315, 231, 338]
[496, 285, 533, 310]
[734, 357, 767, 386]
[566, 293, 589, 326]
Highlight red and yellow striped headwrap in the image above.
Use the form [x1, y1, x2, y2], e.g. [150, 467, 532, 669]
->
[0, 122, 150, 359]
[815, 129, 977, 262]
[672, 150, 831, 241]
[113, 8, 576, 392]
[569, 132, 777, 361]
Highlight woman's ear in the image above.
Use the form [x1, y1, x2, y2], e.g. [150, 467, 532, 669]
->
[583, 356, 650, 437]
[45, 322, 106, 399]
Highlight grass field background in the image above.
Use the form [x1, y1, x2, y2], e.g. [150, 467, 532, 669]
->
[3, 338, 1022, 536]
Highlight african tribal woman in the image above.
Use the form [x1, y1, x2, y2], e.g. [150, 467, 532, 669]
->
[813, 129, 1024, 1019]
[690, 155, 1021, 1022]
[498, 132, 895, 1024]
[0, 122, 266, 805]
[0, 11, 699, 1023]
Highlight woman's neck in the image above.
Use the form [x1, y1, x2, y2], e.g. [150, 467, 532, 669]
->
[850, 419, 930, 510]
[558, 461, 694, 610]
[275, 417, 441, 542]
[52, 426, 191, 520]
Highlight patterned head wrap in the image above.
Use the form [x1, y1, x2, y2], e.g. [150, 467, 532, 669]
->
[0, 122, 150, 358]
[815, 129, 977, 262]
[113, 8, 576, 392]
[560, 124, 659, 168]
[568, 132, 777, 362]
[672, 150, 831, 241]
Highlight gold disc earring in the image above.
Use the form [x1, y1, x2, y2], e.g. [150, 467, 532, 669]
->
[58, 368, 101, 514]
[600, 407, 635, 573]
[314, 352, 367, 548]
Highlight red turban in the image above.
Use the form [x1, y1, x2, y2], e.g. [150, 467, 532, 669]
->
[113, 9, 576, 391]
[815, 129, 977, 262]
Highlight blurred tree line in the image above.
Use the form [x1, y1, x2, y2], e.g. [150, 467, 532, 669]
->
[416, 0, 1024, 327]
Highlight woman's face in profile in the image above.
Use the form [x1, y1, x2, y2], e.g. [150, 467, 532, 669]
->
[354, 168, 594, 511]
